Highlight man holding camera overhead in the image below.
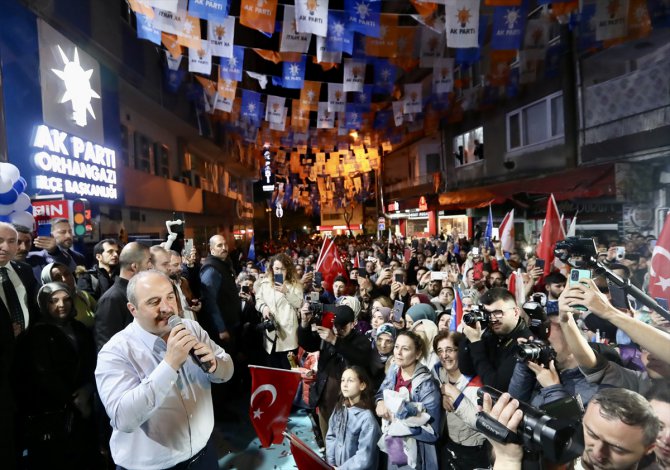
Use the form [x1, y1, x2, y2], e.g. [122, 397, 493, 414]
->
[458, 287, 532, 391]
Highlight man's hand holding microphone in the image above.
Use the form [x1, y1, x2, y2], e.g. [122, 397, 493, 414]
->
[165, 316, 217, 374]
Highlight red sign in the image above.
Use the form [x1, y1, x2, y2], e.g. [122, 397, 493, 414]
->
[419, 196, 428, 211]
[32, 200, 69, 221]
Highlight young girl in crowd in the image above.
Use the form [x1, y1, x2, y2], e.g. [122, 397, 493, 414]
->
[325, 366, 381, 470]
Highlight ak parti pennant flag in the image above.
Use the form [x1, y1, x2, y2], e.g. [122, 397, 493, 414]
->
[208, 16, 235, 58]
[392, 101, 404, 126]
[162, 33, 183, 59]
[188, 0, 229, 20]
[432, 57, 455, 94]
[344, 103, 364, 129]
[373, 59, 396, 94]
[325, 11, 354, 53]
[295, 0, 329, 37]
[128, 0, 154, 18]
[281, 5, 311, 53]
[300, 81, 321, 111]
[249, 366, 301, 448]
[291, 100, 310, 131]
[215, 78, 236, 112]
[491, 4, 527, 50]
[152, 0, 187, 35]
[315, 36, 343, 64]
[353, 84, 373, 111]
[317, 102, 335, 128]
[343, 59, 366, 92]
[265, 95, 286, 124]
[649, 213, 670, 303]
[536, 194, 565, 276]
[241, 89, 262, 123]
[136, 14, 161, 44]
[403, 83, 423, 115]
[419, 26, 446, 68]
[345, 0, 381, 37]
[188, 44, 212, 75]
[595, 0, 629, 41]
[327, 83, 345, 112]
[446, 0, 481, 48]
[624, 0, 652, 40]
[282, 55, 307, 89]
[499, 208, 515, 253]
[240, 0, 278, 35]
[176, 14, 202, 50]
[365, 14, 398, 58]
[219, 46, 244, 81]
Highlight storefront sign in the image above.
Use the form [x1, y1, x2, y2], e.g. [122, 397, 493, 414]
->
[32, 199, 69, 219]
[31, 124, 118, 200]
[418, 196, 428, 211]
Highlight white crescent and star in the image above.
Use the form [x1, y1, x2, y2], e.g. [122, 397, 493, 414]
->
[650, 246, 670, 292]
[250, 384, 277, 419]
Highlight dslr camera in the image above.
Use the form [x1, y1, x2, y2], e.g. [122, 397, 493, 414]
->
[256, 314, 278, 333]
[307, 292, 324, 325]
[463, 304, 491, 326]
[517, 340, 557, 367]
[476, 386, 584, 464]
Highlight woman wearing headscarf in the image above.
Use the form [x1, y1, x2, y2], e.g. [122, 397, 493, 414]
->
[411, 319, 440, 370]
[41, 262, 96, 329]
[14, 282, 96, 469]
[405, 303, 437, 329]
[371, 323, 397, 388]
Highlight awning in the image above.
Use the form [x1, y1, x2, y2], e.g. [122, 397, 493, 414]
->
[438, 164, 616, 210]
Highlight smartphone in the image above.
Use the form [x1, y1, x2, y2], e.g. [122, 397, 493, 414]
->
[357, 267, 367, 278]
[183, 238, 194, 255]
[314, 271, 323, 285]
[391, 300, 404, 322]
[241, 285, 250, 294]
[570, 269, 592, 312]
[615, 246, 626, 261]
[535, 258, 545, 270]
[37, 223, 52, 237]
[471, 247, 480, 256]
[411, 239, 419, 249]
[394, 273, 404, 283]
[274, 273, 284, 285]
[321, 311, 336, 329]
[305, 265, 314, 273]
[608, 281, 629, 310]
[431, 271, 447, 281]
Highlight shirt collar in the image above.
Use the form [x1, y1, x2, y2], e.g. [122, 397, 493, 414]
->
[131, 320, 167, 353]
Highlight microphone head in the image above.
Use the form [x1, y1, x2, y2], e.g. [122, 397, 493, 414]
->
[167, 315, 182, 329]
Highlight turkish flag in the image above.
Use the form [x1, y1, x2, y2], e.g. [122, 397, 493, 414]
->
[249, 366, 301, 448]
[649, 213, 670, 303]
[499, 209, 515, 253]
[286, 433, 333, 469]
[536, 194, 565, 276]
[316, 238, 348, 293]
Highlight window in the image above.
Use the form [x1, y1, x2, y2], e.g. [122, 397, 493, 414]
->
[507, 92, 563, 151]
[453, 126, 484, 166]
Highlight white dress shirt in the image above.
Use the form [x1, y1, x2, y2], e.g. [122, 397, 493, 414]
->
[95, 319, 233, 470]
[0, 262, 30, 329]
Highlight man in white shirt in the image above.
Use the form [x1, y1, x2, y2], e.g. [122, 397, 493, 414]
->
[95, 270, 233, 470]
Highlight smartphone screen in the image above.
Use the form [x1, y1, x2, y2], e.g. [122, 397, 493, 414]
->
[357, 267, 367, 277]
[394, 273, 403, 283]
[412, 239, 419, 249]
[392, 300, 404, 322]
[616, 246, 626, 260]
[608, 281, 629, 310]
[314, 272, 323, 285]
[535, 258, 545, 270]
[471, 247, 480, 256]
[241, 285, 250, 294]
[183, 238, 194, 255]
[274, 273, 284, 285]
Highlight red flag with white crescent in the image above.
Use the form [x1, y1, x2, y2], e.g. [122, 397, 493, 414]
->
[649, 213, 670, 303]
[316, 237, 348, 293]
[249, 366, 301, 448]
[536, 194, 565, 276]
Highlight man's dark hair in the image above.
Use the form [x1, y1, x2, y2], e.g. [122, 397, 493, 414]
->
[608, 263, 631, 279]
[591, 387, 660, 446]
[94, 238, 119, 257]
[50, 217, 70, 227]
[13, 224, 32, 235]
[480, 287, 515, 306]
[544, 272, 567, 286]
[119, 242, 150, 271]
[333, 275, 347, 284]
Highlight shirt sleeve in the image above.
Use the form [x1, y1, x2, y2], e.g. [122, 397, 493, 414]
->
[189, 320, 234, 383]
[95, 346, 179, 433]
[339, 413, 382, 470]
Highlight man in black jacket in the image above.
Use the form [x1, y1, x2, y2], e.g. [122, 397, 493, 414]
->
[298, 304, 371, 439]
[93, 242, 151, 352]
[199, 235, 241, 345]
[458, 287, 532, 392]
[76, 238, 120, 300]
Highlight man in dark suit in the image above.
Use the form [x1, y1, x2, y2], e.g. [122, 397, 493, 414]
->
[31, 218, 86, 275]
[0, 222, 39, 469]
[94, 242, 152, 352]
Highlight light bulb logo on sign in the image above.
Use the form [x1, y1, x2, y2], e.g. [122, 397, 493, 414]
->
[51, 45, 100, 128]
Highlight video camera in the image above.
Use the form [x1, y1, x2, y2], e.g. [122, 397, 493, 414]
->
[462, 304, 491, 326]
[476, 386, 584, 464]
[554, 237, 598, 268]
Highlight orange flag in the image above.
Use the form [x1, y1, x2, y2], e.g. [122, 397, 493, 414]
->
[291, 99, 310, 131]
[300, 81, 321, 111]
[410, 0, 437, 16]
[240, 0, 278, 35]
[489, 50, 516, 86]
[195, 76, 217, 98]
[176, 15, 202, 50]
[625, 0, 652, 40]
[365, 15, 398, 58]
[162, 33, 182, 59]
[128, 0, 154, 18]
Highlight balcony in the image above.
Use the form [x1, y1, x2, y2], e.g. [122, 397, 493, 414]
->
[383, 174, 436, 200]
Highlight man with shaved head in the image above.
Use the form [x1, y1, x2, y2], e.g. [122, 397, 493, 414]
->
[199, 235, 240, 344]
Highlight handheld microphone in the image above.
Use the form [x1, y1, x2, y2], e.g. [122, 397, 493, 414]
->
[167, 315, 213, 373]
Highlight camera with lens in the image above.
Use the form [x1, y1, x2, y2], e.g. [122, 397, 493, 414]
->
[463, 304, 491, 326]
[554, 237, 598, 268]
[522, 294, 550, 341]
[517, 339, 556, 367]
[256, 316, 278, 332]
[476, 385, 584, 464]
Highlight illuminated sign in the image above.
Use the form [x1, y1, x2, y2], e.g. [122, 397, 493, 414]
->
[51, 45, 100, 128]
[419, 196, 428, 211]
[31, 124, 118, 200]
[32, 200, 70, 219]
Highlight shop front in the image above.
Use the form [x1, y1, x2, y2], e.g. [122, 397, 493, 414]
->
[385, 196, 437, 238]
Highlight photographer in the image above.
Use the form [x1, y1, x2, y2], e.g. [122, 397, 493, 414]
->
[558, 277, 670, 394]
[458, 288, 532, 392]
[481, 387, 660, 470]
[255, 253, 303, 369]
[297, 304, 371, 440]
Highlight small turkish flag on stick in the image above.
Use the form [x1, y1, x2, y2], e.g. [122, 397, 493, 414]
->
[249, 365, 302, 448]
[649, 213, 670, 304]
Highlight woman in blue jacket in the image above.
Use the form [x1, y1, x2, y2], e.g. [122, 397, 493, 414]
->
[326, 366, 381, 469]
[375, 330, 442, 469]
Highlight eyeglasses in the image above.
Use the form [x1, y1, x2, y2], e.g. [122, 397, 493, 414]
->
[485, 307, 515, 318]
[437, 347, 458, 355]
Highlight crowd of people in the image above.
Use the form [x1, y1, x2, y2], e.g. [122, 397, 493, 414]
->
[2, 216, 670, 470]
